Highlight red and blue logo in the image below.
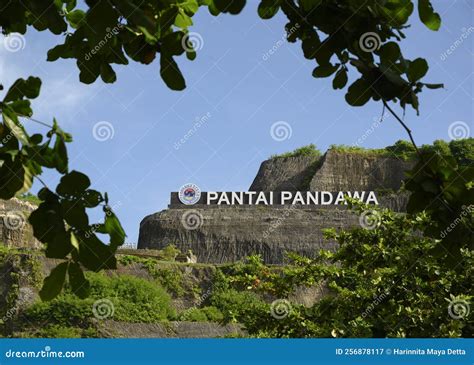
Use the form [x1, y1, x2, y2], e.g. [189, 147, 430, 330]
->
[178, 183, 201, 205]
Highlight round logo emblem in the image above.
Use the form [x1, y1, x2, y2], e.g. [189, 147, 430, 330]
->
[178, 183, 201, 205]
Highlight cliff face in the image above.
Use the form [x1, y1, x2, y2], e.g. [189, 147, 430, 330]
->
[139, 206, 347, 264]
[0, 198, 40, 249]
[249, 155, 320, 191]
[309, 150, 415, 192]
[138, 150, 415, 264]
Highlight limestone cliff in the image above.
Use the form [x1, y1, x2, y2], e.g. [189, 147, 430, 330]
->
[138, 149, 415, 264]
[309, 150, 415, 192]
[0, 198, 40, 249]
[139, 206, 347, 264]
[249, 155, 320, 191]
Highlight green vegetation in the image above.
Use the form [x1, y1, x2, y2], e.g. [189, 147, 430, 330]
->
[17, 272, 175, 338]
[17, 193, 42, 205]
[270, 144, 321, 159]
[208, 202, 473, 338]
[0, 0, 458, 303]
[178, 306, 224, 322]
[117, 253, 186, 297]
[328, 138, 474, 164]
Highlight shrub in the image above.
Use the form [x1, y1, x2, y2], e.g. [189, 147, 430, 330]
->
[217, 203, 472, 338]
[270, 144, 321, 159]
[22, 272, 176, 337]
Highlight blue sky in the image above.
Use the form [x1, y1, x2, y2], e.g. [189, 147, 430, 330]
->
[1, 1, 472, 243]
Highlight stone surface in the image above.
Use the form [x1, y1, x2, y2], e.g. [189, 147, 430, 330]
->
[100, 320, 244, 338]
[310, 150, 415, 192]
[0, 198, 40, 249]
[138, 206, 349, 264]
[249, 155, 320, 191]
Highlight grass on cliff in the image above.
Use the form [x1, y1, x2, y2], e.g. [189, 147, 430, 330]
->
[270, 144, 321, 159]
[330, 138, 474, 164]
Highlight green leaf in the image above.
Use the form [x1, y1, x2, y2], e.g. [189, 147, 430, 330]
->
[83, 189, 104, 208]
[160, 54, 186, 90]
[213, 0, 246, 14]
[44, 231, 73, 259]
[175, 9, 193, 28]
[78, 234, 117, 271]
[8, 100, 33, 116]
[39, 262, 69, 301]
[61, 200, 89, 229]
[332, 69, 348, 89]
[102, 207, 126, 248]
[66, 9, 85, 28]
[0, 157, 26, 199]
[300, 0, 322, 11]
[53, 136, 68, 173]
[3, 108, 29, 144]
[3, 77, 41, 102]
[407, 58, 428, 82]
[378, 42, 401, 64]
[418, 0, 441, 31]
[312, 64, 338, 78]
[345, 78, 372, 106]
[162, 32, 186, 56]
[258, 0, 280, 19]
[56, 170, 91, 196]
[424, 83, 443, 89]
[68, 262, 90, 298]
[100, 63, 117, 83]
